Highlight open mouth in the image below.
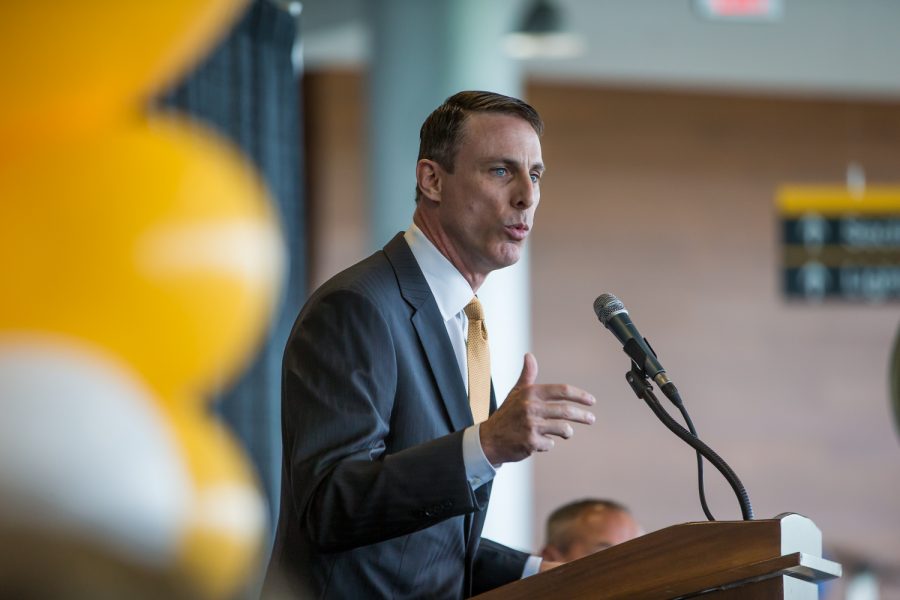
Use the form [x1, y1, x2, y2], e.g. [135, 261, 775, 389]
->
[504, 223, 530, 241]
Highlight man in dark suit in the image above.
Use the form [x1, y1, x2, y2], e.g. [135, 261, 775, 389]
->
[267, 91, 596, 598]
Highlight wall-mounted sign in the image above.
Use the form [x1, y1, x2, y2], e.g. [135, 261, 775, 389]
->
[693, 0, 783, 22]
[778, 186, 900, 302]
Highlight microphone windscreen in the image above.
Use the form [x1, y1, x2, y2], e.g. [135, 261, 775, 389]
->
[593, 293, 627, 326]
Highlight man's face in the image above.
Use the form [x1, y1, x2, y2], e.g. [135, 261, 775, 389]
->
[546, 508, 641, 563]
[434, 112, 543, 279]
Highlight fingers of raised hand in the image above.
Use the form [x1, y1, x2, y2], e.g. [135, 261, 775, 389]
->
[529, 431, 556, 452]
[541, 403, 596, 425]
[533, 384, 595, 406]
[539, 420, 575, 440]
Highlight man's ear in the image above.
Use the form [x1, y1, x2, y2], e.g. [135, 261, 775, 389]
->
[416, 159, 442, 203]
[541, 546, 563, 563]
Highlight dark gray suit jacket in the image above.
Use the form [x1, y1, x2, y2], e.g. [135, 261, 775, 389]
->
[267, 233, 528, 599]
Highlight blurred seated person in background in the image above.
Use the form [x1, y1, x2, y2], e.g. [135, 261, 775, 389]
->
[540, 499, 642, 563]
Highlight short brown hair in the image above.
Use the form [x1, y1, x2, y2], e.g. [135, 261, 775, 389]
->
[545, 499, 631, 552]
[415, 91, 543, 202]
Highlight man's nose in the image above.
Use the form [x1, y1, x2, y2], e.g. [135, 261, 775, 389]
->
[511, 173, 536, 209]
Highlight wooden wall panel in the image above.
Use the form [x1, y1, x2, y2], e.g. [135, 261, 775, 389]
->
[525, 84, 900, 589]
[303, 70, 368, 289]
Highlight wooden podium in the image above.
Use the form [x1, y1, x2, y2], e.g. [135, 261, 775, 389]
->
[474, 513, 841, 599]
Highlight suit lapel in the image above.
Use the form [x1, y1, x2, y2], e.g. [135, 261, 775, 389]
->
[383, 234, 473, 432]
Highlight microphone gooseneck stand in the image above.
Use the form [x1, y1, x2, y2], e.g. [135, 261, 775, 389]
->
[625, 361, 755, 521]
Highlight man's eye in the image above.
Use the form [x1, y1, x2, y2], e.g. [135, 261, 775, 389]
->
[492, 167, 508, 177]
[530, 173, 540, 183]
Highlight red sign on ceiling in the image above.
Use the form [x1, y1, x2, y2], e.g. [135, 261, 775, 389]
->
[694, 0, 783, 21]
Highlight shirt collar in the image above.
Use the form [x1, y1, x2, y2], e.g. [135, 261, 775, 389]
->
[404, 223, 474, 322]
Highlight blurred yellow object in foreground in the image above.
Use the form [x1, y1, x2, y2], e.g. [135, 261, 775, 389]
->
[0, 336, 192, 559]
[165, 403, 267, 600]
[0, 115, 285, 400]
[0, 0, 249, 162]
[0, 336, 195, 598]
[0, 338, 268, 599]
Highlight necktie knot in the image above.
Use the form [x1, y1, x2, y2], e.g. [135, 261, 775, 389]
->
[464, 297, 484, 322]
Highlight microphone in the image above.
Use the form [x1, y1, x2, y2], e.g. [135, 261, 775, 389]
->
[594, 294, 754, 521]
[593, 293, 680, 401]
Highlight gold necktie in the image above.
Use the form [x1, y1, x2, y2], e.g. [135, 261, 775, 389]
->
[464, 297, 491, 423]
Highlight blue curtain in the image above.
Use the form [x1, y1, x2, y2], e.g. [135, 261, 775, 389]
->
[160, 0, 305, 529]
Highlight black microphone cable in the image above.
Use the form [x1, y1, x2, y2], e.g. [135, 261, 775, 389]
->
[594, 293, 754, 521]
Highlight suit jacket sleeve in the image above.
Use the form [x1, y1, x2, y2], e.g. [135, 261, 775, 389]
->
[472, 538, 530, 596]
[282, 287, 485, 552]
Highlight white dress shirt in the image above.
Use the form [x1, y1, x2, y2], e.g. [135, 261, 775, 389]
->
[403, 224, 541, 578]
[403, 224, 496, 489]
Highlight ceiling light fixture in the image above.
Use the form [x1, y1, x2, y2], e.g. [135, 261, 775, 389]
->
[503, 0, 586, 60]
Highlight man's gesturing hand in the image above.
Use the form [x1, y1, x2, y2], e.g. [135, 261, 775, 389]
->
[479, 353, 596, 466]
